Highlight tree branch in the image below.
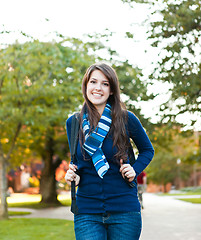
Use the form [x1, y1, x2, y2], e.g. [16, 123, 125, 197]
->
[5, 122, 22, 162]
[0, 78, 3, 94]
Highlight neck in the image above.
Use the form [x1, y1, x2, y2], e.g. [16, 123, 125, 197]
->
[96, 105, 105, 116]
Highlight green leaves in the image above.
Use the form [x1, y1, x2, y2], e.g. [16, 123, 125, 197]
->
[150, 1, 201, 116]
[122, 0, 201, 125]
[0, 32, 152, 166]
[147, 123, 197, 186]
[0, 38, 98, 165]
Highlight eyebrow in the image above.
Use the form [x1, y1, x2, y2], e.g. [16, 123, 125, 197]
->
[91, 77, 109, 82]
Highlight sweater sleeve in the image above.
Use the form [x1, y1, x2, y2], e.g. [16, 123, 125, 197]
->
[127, 111, 154, 176]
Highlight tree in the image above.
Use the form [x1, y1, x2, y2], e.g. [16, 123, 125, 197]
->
[0, 37, 98, 219]
[122, 0, 201, 126]
[115, 60, 154, 130]
[147, 123, 197, 191]
[122, 0, 201, 190]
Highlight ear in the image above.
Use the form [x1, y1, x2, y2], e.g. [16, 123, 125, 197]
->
[110, 91, 113, 95]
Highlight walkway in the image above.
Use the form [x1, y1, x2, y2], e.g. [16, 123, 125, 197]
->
[9, 193, 201, 240]
[141, 193, 201, 240]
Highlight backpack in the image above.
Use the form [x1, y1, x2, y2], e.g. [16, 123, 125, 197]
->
[70, 113, 80, 214]
[69, 112, 136, 214]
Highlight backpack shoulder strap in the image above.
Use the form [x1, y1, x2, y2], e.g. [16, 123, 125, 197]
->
[70, 112, 80, 164]
[69, 112, 80, 214]
[125, 111, 137, 188]
[128, 143, 136, 166]
[124, 143, 136, 188]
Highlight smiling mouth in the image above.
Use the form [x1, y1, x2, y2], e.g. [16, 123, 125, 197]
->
[92, 93, 102, 97]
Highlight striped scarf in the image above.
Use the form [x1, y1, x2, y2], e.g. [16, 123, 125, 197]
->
[82, 103, 112, 178]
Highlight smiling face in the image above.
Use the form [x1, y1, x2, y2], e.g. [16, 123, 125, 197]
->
[86, 70, 112, 115]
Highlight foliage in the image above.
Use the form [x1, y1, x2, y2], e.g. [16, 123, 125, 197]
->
[146, 123, 197, 187]
[0, 34, 151, 167]
[0, 38, 97, 167]
[0, 36, 104, 208]
[115, 60, 155, 130]
[122, 0, 201, 126]
[0, 30, 153, 216]
[0, 218, 75, 240]
[121, 0, 201, 192]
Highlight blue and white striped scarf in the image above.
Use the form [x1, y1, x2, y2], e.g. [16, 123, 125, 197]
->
[82, 103, 112, 178]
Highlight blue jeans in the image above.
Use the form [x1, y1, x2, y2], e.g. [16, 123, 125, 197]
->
[74, 211, 142, 240]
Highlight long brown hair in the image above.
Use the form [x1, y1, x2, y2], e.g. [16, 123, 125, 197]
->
[80, 62, 129, 162]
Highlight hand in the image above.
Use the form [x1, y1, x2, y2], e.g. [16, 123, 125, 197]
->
[119, 159, 136, 182]
[65, 164, 80, 186]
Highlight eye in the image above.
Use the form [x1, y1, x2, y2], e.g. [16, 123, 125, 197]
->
[89, 80, 96, 84]
[103, 82, 109, 86]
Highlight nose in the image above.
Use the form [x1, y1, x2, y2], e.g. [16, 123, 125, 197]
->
[95, 83, 101, 91]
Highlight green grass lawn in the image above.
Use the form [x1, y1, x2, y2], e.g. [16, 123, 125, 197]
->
[157, 187, 201, 204]
[8, 199, 71, 209]
[159, 192, 201, 196]
[8, 211, 31, 216]
[158, 187, 201, 197]
[7, 193, 71, 216]
[0, 218, 75, 240]
[178, 198, 201, 204]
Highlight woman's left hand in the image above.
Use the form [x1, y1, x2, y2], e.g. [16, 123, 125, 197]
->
[120, 159, 136, 182]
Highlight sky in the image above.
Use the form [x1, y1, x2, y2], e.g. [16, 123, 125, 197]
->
[1, 0, 156, 68]
[1, 0, 200, 130]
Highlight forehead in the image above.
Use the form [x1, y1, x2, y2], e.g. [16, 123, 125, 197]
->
[90, 70, 108, 81]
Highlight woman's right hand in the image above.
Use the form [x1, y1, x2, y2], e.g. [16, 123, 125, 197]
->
[65, 164, 80, 186]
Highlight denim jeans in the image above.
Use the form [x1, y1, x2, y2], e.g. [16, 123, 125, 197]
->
[74, 211, 142, 240]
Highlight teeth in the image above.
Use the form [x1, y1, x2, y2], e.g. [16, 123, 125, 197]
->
[93, 93, 102, 96]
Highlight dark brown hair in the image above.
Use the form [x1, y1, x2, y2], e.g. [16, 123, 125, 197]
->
[80, 62, 129, 162]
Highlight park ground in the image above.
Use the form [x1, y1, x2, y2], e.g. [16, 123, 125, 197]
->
[3, 192, 201, 240]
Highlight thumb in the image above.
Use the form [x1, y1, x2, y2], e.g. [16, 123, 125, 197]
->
[120, 159, 124, 166]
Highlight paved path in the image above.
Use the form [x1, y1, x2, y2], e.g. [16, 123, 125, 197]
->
[9, 206, 74, 221]
[9, 193, 201, 240]
[141, 193, 201, 240]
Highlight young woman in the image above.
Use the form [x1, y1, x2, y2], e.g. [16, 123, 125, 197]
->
[65, 63, 154, 240]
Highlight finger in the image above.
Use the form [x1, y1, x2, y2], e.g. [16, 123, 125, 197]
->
[69, 164, 76, 171]
[122, 168, 134, 177]
[71, 164, 78, 171]
[120, 163, 128, 172]
[69, 165, 78, 174]
[120, 159, 124, 166]
[120, 168, 126, 175]
[121, 172, 125, 179]
[67, 174, 76, 181]
[65, 172, 72, 181]
[65, 173, 71, 182]
[73, 164, 78, 169]
[67, 169, 75, 176]
[128, 177, 135, 182]
[125, 172, 133, 178]
[65, 169, 76, 180]
[120, 165, 130, 173]
[127, 171, 136, 179]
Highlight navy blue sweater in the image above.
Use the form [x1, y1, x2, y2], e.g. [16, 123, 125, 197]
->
[66, 111, 154, 214]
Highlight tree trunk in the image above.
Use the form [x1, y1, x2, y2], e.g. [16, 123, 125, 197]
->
[0, 123, 22, 220]
[40, 159, 59, 204]
[0, 155, 8, 220]
[40, 131, 61, 204]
